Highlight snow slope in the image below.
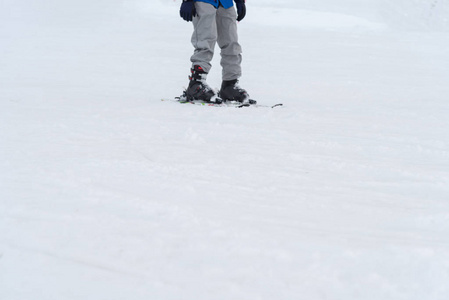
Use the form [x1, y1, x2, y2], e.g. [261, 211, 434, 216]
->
[1, 0, 449, 299]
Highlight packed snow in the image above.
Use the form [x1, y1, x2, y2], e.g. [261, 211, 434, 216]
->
[1, 0, 449, 299]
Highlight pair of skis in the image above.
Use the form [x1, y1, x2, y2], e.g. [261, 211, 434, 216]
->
[162, 97, 283, 109]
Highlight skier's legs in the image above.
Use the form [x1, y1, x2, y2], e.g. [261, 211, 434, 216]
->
[191, 2, 218, 73]
[216, 5, 242, 81]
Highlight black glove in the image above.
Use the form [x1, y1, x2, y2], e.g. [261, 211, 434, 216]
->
[180, 0, 196, 22]
[234, 0, 246, 22]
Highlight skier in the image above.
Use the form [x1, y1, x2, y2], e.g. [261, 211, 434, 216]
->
[179, 0, 251, 104]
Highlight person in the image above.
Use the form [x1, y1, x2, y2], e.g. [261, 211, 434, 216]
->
[179, 0, 250, 103]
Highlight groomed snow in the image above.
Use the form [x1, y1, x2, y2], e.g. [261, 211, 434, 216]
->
[1, 0, 449, 299]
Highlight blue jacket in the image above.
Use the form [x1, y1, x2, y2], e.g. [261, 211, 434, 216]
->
[195, 0, 234, 9]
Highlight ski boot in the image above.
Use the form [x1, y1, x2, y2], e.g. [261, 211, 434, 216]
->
[183, 65, 222, 103]
[219, 79, 256, 104]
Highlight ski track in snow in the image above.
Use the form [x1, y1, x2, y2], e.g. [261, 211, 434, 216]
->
[1, 0, 449, 299]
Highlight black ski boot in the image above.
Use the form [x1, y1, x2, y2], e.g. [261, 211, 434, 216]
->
[219, 79, 254, 104]
[184, 65, 221, 103]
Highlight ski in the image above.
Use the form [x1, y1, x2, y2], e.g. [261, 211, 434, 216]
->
[161, 98, 283, 109]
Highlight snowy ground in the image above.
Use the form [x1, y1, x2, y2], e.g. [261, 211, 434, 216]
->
[1, 0, 449, 299]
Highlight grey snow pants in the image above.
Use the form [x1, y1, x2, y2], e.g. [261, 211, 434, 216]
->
[191, 2, 242, 81]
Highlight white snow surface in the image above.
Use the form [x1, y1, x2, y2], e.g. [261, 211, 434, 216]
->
[1, 0, 449, 299]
